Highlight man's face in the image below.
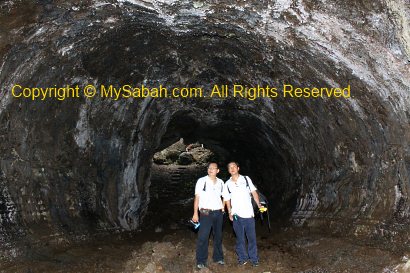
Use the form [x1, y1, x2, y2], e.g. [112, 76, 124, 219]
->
[228, 163, 239, 175]
[207, 163, 219, 176]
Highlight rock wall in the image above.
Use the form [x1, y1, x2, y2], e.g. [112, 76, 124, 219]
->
[0, 0, 409, 258]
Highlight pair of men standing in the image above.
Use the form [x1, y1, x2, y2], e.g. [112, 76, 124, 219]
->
[192, 162, 261, 269]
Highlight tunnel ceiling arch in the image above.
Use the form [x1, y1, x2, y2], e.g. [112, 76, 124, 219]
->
[0, 0, 409, 256]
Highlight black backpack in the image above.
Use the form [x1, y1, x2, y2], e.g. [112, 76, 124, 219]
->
[226, 176, 268, 212]
[226, 176, 271, 231]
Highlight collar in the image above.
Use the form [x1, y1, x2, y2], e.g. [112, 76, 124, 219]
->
[206, 175, 219, 184]
[229, 175, 244, 184]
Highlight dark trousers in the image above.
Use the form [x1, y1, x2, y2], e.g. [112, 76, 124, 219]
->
[196, 210, 224, 264]
[233, 215, 258, 263]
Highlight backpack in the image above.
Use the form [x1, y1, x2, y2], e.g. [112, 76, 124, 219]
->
[226, 176, 268, 212]
[227, 176, 271, 232]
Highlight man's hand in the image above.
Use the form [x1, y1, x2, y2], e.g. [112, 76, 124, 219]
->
[192, 195, 199, 222]
[251, 191, 261, 209]
[192, 212, 199, 223]
[259, 206, 267, 213]
[229, 213, 233, 221]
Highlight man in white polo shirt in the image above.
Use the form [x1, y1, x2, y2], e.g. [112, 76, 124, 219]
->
[223, 161, 261, 267]
[192, 162, 225, 269]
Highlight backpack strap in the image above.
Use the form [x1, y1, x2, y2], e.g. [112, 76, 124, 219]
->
[227, 176, 249, 194]
[203, 179, 224, 194]
[244, 176, 251, 192]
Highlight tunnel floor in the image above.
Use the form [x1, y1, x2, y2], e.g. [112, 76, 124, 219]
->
[0, 226, 406, 273]
[1, 165, 408, 273]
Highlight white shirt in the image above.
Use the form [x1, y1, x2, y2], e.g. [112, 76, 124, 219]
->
[195, 176, 224, 210]
[223, 175, 257, 218]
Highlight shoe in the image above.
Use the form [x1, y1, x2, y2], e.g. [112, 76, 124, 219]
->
[196, 263, 206, 269]
[216, 260, 225, 265]
[238, 261, 248, 266]
[252, 261, 259, 267]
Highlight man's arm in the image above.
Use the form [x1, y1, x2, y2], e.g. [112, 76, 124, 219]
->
[224, 199, 233, 221]
[192, 194, 200, 222]
[222, 182, 231, 218]
[251, 190, 261, 208]
[247, 177, 261, 208]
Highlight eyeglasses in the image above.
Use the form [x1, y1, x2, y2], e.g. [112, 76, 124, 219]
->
[208, 167, 218, 170]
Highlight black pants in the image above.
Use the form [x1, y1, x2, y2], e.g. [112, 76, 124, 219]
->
[196, 210, 224, 264]
[233, 215, 258, 263]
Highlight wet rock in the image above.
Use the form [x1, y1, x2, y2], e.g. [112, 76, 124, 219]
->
[177, 152, 194, 165]
[190, 147, 214, 165]
[186, 143, 203, 152]
[152, 152, 168, 165]
[154, 140, 186, 164]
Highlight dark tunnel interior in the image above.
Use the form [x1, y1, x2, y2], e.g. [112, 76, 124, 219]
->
[155, 109, 299, 221]
[0, 0, 409, 270]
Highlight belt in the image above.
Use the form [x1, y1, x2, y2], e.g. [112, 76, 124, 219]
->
[200, 208, 222, 214]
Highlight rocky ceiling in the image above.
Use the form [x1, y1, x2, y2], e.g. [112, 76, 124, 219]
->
[0, 0, 409, 259]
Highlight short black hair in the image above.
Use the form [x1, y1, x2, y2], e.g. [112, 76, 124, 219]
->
[227, 161, 240, 168]
[207, 162, 219, 168]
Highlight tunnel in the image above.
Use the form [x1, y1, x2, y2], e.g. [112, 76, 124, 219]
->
[0, 0, 410, 272]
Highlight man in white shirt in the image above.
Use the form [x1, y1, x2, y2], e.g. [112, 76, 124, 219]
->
[223, 161, 261, 267]
[192, 162, 225, 269]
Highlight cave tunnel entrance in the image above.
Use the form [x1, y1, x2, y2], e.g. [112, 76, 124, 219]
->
[143, 107, 300, 233]
[147, 138, 217, 232]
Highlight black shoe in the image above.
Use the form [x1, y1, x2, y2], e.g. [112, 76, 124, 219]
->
[196, 263, 206, 269]
[238, 261, 248, 266]
[216, 260, 225, 265]
[252, 261, 259, 267]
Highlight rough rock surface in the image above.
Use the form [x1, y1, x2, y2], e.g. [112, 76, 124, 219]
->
[177, 152, 194, 165]
[153, 139, 186, 164]
[0, 0, 409, 260]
